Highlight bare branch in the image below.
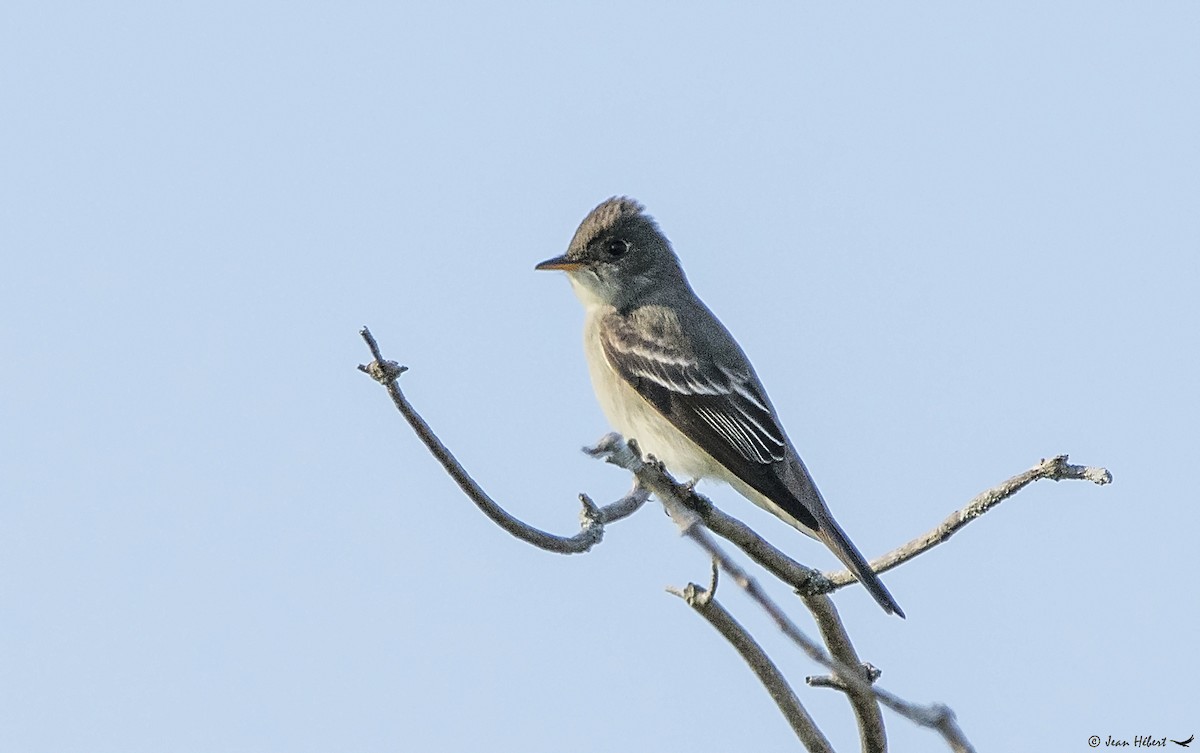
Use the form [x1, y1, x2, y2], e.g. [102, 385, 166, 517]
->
[358, 327, 648, 553]
[821, 454, 1113, 590]
[801, 594, 887, 753]
[362, 331, 1106, 753]
[806, 663, 882, 691]
[668, 563, 834, 753]
[591, 437, 977, 753]
[586, 426, 1111, 599]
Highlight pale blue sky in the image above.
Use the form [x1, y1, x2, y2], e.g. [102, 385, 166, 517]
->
[2, 2, 1197, 751]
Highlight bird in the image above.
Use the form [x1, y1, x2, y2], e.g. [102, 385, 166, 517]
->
[536, 197, 904, 617]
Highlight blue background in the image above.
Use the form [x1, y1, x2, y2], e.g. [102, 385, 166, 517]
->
[3, 2, 1196, 751]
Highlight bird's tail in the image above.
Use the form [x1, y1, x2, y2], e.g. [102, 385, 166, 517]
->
[818, 519, 905, 618]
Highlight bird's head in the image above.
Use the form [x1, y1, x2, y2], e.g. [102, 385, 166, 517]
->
[536, 197, 687, 310]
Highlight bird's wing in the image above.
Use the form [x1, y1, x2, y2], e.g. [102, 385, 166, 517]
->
[600, 308, 905, 617]
[599, 308, 789, 468]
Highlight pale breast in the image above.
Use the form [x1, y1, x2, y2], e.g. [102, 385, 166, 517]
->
[581, 309, 719, 480]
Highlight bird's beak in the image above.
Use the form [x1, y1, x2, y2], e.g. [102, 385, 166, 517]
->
[535, 254, 583, 272]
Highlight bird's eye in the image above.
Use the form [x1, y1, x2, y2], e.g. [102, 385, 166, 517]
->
[604, 238, 629, 258]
